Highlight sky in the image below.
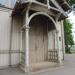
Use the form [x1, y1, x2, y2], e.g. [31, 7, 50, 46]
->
[0, 0, 6, 5]
[0, 0, 9, 6]
[0, 0, 4, 3]
[0, 0, 16, 5]
[68, 12, 75, 42]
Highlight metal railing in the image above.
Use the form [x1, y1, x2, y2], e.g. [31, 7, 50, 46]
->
[48, 50, 58, 62]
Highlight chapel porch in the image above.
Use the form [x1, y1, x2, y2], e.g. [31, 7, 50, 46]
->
[11, 0, 67, 72]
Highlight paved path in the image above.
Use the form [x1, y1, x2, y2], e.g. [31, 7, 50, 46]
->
[36, 54, 75, 75]
[0, 54, 75, 75]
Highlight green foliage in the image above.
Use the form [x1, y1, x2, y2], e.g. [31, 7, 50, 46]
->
[66, 0, 75, 6]
[65, 0, 75, 53]
[64, 19, 74, 53]
[66, 0, 75, 13]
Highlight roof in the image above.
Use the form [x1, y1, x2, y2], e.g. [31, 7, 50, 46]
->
[12, 0, 70, 20]
[56, 0, 70, 11]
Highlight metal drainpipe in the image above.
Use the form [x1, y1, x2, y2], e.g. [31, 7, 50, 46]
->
[9, 16, 13, 66]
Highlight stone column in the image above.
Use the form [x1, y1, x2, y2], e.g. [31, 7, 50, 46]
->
[61, 21, 65, 60]
[25, 25, 30, 72]
[56, 31, 62, 64]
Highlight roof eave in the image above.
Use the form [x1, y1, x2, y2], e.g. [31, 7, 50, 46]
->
[57, 0, 70, 11]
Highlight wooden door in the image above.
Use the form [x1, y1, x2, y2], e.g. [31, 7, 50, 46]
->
[29, 20, 48, 64]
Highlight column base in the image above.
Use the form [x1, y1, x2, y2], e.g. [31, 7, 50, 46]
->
[25, 66, 31, 75]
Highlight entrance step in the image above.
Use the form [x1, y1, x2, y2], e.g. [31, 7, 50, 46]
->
[30, 61, 60, 72]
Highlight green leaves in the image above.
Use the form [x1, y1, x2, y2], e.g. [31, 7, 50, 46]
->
[64, 19, 72, 34]
[64, 19, 74, 53]
[64, 19, 74, 45]
[66, 0, 75, 6]
[66, 0, 75, 14]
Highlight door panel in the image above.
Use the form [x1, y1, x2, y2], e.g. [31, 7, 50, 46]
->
[29, 20, 48, 64]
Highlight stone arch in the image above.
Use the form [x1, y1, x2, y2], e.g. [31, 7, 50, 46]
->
[28, 12, 58, 63]
[28, 12, 57, 30]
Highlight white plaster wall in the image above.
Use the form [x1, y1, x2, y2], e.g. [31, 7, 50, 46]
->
[48, 30, 55, 50]
[0, 54, 9, 68]
[0, 10, 11, 67]
[11, 17, 21, 51]
[0, 10, 11, 50]
[11, 53, 20, 66]
[0, 8, 22, 68]
[11, 16, 22, 66]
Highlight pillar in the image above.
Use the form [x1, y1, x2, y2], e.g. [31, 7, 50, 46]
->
[56, 31, 62, 64]
[61, 21, 65, 60]
[25, 25, 30, 72]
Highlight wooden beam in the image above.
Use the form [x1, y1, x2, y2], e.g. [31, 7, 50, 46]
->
[50, 0, 68, 17]
[30, 3, 60, 16]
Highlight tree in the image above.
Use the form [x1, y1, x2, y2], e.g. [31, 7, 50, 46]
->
[66, 0, 75, 13]
[64, 19, 74, 53]
[64, 0, 75, 53]
[66, 0, 75, 6]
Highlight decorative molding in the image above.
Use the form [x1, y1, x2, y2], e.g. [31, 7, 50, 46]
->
[0, 64, 20, 70]
[55, 13, 61, 21]
[28, 12, 57, 31]
[23, 25, 30, 29]
[0, 50, 20, 54]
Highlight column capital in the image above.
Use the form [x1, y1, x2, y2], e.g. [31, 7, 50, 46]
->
[23, 25, 30, 29]
[55, 13, 61, 21]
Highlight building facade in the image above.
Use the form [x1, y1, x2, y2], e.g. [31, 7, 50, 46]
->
[0, 0, 70, 72]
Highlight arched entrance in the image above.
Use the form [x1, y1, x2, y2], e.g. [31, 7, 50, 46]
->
[28, 13, 57, 64]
